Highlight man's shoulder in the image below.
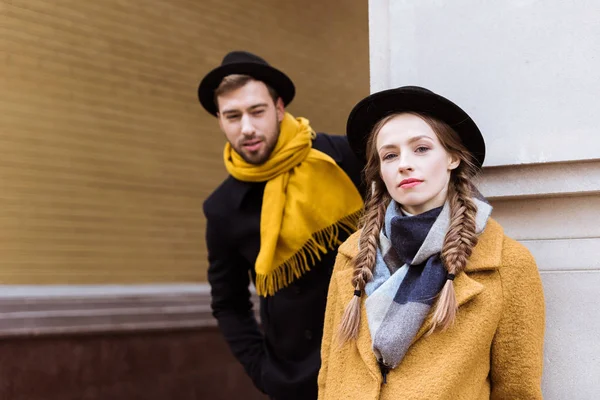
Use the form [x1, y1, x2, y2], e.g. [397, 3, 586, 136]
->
[312, 132, 365, 197]
[314, 132, 347, 143]
[312, 132, 351, 161]
[313, 132, 350, 149]
[203, 176, 242, 218]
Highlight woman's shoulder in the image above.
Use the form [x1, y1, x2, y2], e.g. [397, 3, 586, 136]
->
[490, 218, 536, 266]
[335, 229, 362, 270]
[494, 222, 541, 284]
[501, 235, 538, 273]
[471, 218, 538, 276]
[478, 218, 534, 261]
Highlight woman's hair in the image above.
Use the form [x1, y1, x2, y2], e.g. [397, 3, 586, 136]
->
[338, 112, 480, 343]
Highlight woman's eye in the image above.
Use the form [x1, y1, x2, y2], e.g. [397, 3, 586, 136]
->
[382, 153, 397, 161]
[415, 146, 430, 153]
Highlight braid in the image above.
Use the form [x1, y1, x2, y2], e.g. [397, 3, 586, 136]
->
[429, 169, 479, 332]
[337, 183, 389, 343]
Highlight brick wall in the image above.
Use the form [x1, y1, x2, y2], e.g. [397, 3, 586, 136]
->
[0, 0, 369, 283]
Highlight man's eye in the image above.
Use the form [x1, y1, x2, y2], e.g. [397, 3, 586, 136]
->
[227, 115, 240, 120]
[253, 110, 264, 116]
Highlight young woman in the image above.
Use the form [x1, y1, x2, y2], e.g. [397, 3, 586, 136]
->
[317, 86, 545, 399]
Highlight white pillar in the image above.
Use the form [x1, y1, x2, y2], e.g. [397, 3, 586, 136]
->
[369, 0, 600, 397]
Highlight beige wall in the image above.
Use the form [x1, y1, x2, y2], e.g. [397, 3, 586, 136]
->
[0, 0, 369, 283]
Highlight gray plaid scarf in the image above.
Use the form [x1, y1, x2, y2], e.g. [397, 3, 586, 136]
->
[364, 198, 492, 370]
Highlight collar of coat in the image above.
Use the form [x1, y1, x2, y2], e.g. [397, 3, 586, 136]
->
[336, 217, 504, 378]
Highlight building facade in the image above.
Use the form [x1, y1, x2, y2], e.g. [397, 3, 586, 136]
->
[369, 0, 600, 398]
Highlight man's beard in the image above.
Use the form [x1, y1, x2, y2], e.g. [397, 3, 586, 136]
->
[234, 120, 279, 165]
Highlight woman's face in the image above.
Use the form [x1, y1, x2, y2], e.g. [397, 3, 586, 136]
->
[376, 113, 460, 215]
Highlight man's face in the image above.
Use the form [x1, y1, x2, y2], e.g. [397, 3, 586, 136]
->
[217, 80, 284, 165]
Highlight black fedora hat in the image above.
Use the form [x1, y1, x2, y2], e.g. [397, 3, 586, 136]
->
[198, 51, 296, 116]
[346, 86, 485, 168]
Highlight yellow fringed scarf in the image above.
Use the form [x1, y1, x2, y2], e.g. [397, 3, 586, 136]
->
[224, 112, 363, 296]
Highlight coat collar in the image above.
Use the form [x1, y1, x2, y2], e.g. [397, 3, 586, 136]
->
[338, 218, 504, 272]
[336, 218, 504, 377]
[223, 176, 263, 210]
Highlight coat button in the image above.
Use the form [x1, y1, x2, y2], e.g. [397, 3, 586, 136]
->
[304, 329, 313, 340]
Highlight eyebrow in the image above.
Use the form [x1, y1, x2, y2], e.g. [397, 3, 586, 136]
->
[408, 135, 434, 144]
[378, 135, 434, 151]
[221, 103, 269, 116]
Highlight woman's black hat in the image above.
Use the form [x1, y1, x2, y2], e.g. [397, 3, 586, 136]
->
[198, 51, 295, 116]
[346, 86, 485, 168]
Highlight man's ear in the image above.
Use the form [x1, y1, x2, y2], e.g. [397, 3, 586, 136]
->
[217, 112, 225, 131]
[275, 97, 285, 122]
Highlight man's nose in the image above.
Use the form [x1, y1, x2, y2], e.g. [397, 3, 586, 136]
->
[240, 114, 255, 136]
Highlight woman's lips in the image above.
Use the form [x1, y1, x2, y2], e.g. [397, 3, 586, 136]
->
[399, 179, 423, 189]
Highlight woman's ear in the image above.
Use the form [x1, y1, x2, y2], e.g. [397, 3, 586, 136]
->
[448, 154, 461, 171]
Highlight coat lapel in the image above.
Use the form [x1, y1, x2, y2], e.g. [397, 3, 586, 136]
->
[225, 176, 260, 210]
[351, 269, 488, 376]
[356, 293, 382, 380]
[336, 219, 505, 372]
[412, 219, 504, 343]
[333, 265, 381, 380]
[411, 272, 485, 343]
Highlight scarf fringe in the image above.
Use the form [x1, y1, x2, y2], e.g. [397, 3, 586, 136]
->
[255, 210, 362, 297]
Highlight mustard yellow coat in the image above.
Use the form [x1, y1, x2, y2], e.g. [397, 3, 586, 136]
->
[318, 219, 545, 400]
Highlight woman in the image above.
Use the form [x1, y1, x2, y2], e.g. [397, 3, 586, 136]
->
[317, 86, 545, 399]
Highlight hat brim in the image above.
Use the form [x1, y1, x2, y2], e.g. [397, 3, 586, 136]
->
[198, 62, 295, 116]
[346, 86, 485, 168]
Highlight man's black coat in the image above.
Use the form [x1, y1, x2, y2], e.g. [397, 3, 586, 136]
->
[204, 133, 364, 400]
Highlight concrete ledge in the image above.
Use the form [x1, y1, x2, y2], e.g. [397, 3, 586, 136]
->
[490, 194, 600, 241]
[522, 238, 600, 272]
[479, 158, 600, 200]
[0, 284, 257, 337]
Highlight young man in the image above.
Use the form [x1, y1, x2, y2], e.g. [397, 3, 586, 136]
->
[198, 51, 364, 400]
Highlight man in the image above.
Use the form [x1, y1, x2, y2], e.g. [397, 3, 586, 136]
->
[199, 51, 364, 400]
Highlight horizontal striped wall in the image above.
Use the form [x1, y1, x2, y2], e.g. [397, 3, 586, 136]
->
[0, 0, 369, 283]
